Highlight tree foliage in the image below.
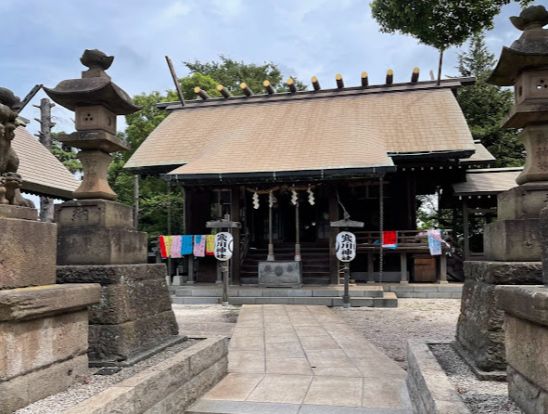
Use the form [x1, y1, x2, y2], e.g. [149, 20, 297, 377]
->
[456, 33, 524, 167]
[185, 56, 306, 95]
[370, 0, 533, 80]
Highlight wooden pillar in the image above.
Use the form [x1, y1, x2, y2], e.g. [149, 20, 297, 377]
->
[463, 200, 470, 261]
[367, 252, 375, 283]
[400, 251, 409, 283]
[231, 186, 241, 285]
[328, 187, 339, 284]
[184, 187, 194, 284]
[439, 254, 448, 284]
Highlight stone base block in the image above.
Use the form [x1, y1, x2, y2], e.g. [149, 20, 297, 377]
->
[55, 199, 135, 229]
[497, 182, 548, 220]
[57, 264, 179, 365]
[0, 205, 37, 220]
[0, 354, 88, 414]
[57, 227, 147, 265]
[0, 284, 100, 380]
[89, 310, 179, 363]
[484, 219, 541, 261]
[497, 286, 548, 414]
[456, 262, 542, 372]
[0, 217, 56, 289]
[508, 366, 548, 414]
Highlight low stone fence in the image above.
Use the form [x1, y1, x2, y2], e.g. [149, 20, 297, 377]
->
[63, 336, 228, 414]
[406, 340, 470, 414]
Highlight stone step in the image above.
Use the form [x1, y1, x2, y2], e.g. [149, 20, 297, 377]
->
[171, 292, 397, 307]
[172, 286, 384, 298]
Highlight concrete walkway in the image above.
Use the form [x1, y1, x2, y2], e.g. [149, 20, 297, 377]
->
[187, 305, 412, 414]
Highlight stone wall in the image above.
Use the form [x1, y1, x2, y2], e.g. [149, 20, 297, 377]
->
[63, 337, 229, 414]
[456, 261, 542, 372]
[406, 340, 471, 414]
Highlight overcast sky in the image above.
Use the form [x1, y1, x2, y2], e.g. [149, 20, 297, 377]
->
[1, 0, 525, 134]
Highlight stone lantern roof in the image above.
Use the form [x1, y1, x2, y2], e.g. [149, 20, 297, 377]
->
[488, 5, 548, 86]
[44, 49, 139, 115]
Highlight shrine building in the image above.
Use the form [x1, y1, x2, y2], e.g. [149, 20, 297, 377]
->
[125, 72, 496, 285]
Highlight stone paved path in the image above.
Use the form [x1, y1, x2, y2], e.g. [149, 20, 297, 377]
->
[187, 305, 412, 414]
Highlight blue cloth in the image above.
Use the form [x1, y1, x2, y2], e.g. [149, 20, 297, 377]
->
[428, 229, 442, 256]
[181, 235, 193, 255]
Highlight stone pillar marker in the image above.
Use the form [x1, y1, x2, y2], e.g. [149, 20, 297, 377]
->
[0, 87, 101, 412]
[456, 5, 546, 377]
[45, 49, 180, 368]
[489, 6, 548, 413]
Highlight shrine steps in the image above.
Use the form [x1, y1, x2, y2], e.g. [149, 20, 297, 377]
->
[169, 285, 398, 307]
[240, 243, 331, 285]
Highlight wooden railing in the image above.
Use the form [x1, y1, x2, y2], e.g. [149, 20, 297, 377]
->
[354, 230, 452, 252]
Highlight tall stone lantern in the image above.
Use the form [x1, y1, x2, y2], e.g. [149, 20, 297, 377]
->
[45, 50, 180, 368]
[456, 5, 546, 379]
[488, 6, 548, 414]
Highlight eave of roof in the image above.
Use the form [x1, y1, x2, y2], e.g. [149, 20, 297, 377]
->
[452, 167, 522, 196]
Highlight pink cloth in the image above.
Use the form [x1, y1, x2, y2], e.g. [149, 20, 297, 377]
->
[171, 236, 182, 258]
[193, 235, 206, 257]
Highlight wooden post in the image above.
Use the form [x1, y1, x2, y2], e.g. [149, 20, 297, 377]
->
[287, 78, 297, 93]
[328, 188, 339, 284]
[463, 200, 470, 261]
[34, 98, 55, 222]
[294, 201, 301, 262]
[133, 174, 140, 228]
[231, 186, 241, 285]
[439, 254, 448, 284]
[367, 252, 375, 283]
[400, 251, 408, 283]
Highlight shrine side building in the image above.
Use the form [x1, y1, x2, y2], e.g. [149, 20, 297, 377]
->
[125, 76, 495, 285]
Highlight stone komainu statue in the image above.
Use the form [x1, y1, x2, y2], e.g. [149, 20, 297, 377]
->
[0, 87, 34, 207]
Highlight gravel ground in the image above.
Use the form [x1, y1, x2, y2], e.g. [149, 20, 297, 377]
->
[333, 298, 461, 370]
[15, 339, 198, 414]
[431, 343, 522, 414]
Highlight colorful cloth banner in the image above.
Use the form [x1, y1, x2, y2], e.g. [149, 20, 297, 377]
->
[206, 234, 216, 256]
[428, 229, 442, 256]
[159, 236, 168, 258]
[171, 236, 182, 258]
[382, 231, 398, 249]
[193, 235, 206, 257]
[181, 235, 193, 255]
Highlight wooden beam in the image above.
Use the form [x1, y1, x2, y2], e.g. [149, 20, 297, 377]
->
[411, 67, 420, 83]
[194, 86, 209, 100]
[287, 78, 297, 93]
[336, 73, 344, 89]
[328, 187, 339, 284]
[216, 84, 231, 99]
[240, 82, 253, 97]
[361, 71, 369, 88]
[311, 76, 321, 91]
[463, 199, 470, 261]
[263, 80, 275, 95]
[386, 69, 394, 85]
[231, 186, 241, 285]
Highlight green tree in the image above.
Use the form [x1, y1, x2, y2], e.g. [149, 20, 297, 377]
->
[185, 56, 306, 94]
[50, 133, 81, 173]
[370, 0, 533, 83]
[456, 33, 524, 166]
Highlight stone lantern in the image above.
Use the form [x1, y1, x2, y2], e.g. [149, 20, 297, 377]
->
[45, 50, 180, 368]
[488, 7, 548, 414]
[456, 5, 547, 382]
[44, 49, 138, 200]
